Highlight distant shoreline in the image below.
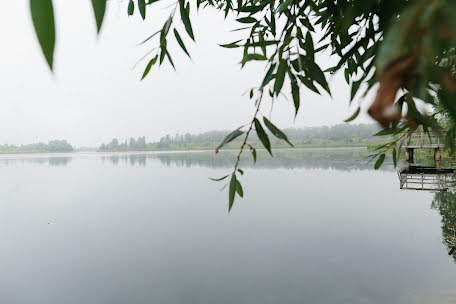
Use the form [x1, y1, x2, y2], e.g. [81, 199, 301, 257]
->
[0, 146, 370, 156]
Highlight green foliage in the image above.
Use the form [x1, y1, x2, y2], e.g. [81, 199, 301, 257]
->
[0, 140, 74, 153]
[374, 153, 385, 170]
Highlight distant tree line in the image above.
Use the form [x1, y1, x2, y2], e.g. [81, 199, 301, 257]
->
[99, 136, 148, 152]
[98, 124, 383, 152]
[0, 140, 73, 153]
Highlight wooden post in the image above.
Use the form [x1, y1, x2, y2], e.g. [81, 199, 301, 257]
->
[406, 148, 414, 164]
[434, 148, 440, 169]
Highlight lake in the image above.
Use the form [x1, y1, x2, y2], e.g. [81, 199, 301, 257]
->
[0, 148, 455, 303]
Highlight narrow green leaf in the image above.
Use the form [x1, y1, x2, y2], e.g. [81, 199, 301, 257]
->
[392, 148, 397, 168]
[173, 29, 191, 58]
[374, 153, 385, 170]
[237, 169, 244, 175]
[236, 17, 257, 23]
[305, 32, 314, 60]
[308, 61, 331, 96]
[344, 68, 350, 84]
[351, 79, 362, 100]
[159, 48, 166, 64]
[128, 0, 134, 15]
[289, 73, 300, 116]
[141, 55, 158, 80]
[263, 117, 293, 147]
[235, 180, 244, 198]
[219, 40, 242, 48]
[138, 0, 146, 19]
[216, 128, 244, 153]
[229, 174, 236, 211]
[241, 53, 267, 66]
[373, 128, 393, 136]
[298, 75, 320, 94]
[160, 16, 173, 44]
[166, 51, 175, 70]
[179, 0, 194, 41]
[260, 63, 276, 88]
[344, 107, 360, 122]
[254, 118, 272, 156]
[236, 5, 265, 13]
[210, 174, 229, 181]
[30, 0, 55, 70]
[251, 148, 257, 163]
[274, 59, 287, 95]
[91, 0, 107, 33]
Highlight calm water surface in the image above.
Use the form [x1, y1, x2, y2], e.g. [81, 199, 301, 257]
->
[0, 148, 455, 303]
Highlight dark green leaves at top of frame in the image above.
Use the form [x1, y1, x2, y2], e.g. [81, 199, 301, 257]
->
[138, 0, 146, 20]
[91, 0, 107, 33]
[179, 0, 195, 41]
[141, 55, 158, 80]
[374, 153, 385, 170]
[254, 118, 272, 156]
[263, 117, 293, 147]
[277, 0, 293, 13]
[174, 29, 191, 58]
[128, 0, 134, 15]
[216, 128, 244, 153]
[30, 0, 55, 70]
[274, 59, 288, 95]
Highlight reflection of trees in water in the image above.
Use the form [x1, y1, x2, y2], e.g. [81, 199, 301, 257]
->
[101, 154, 147, 167]
[431, 191, 456, 263]
[101, 149, 395, 171]
[0, 156, 72, 167]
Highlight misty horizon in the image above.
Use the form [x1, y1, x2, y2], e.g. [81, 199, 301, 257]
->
[0, 123, 379, 148]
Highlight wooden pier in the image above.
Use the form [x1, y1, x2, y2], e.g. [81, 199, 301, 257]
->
[398, 131, 455, 191]
[401, 131, 444, 168]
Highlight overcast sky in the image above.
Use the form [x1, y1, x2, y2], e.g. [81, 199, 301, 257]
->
[0, 0, 376, 147]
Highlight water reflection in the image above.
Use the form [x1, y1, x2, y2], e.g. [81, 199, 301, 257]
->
[0, 155, 72, 167]
[432, 191, 456, 262]
[101, 148, 395, 171]
[398, 166, 455, 191]
[398, 160, 456, 264]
